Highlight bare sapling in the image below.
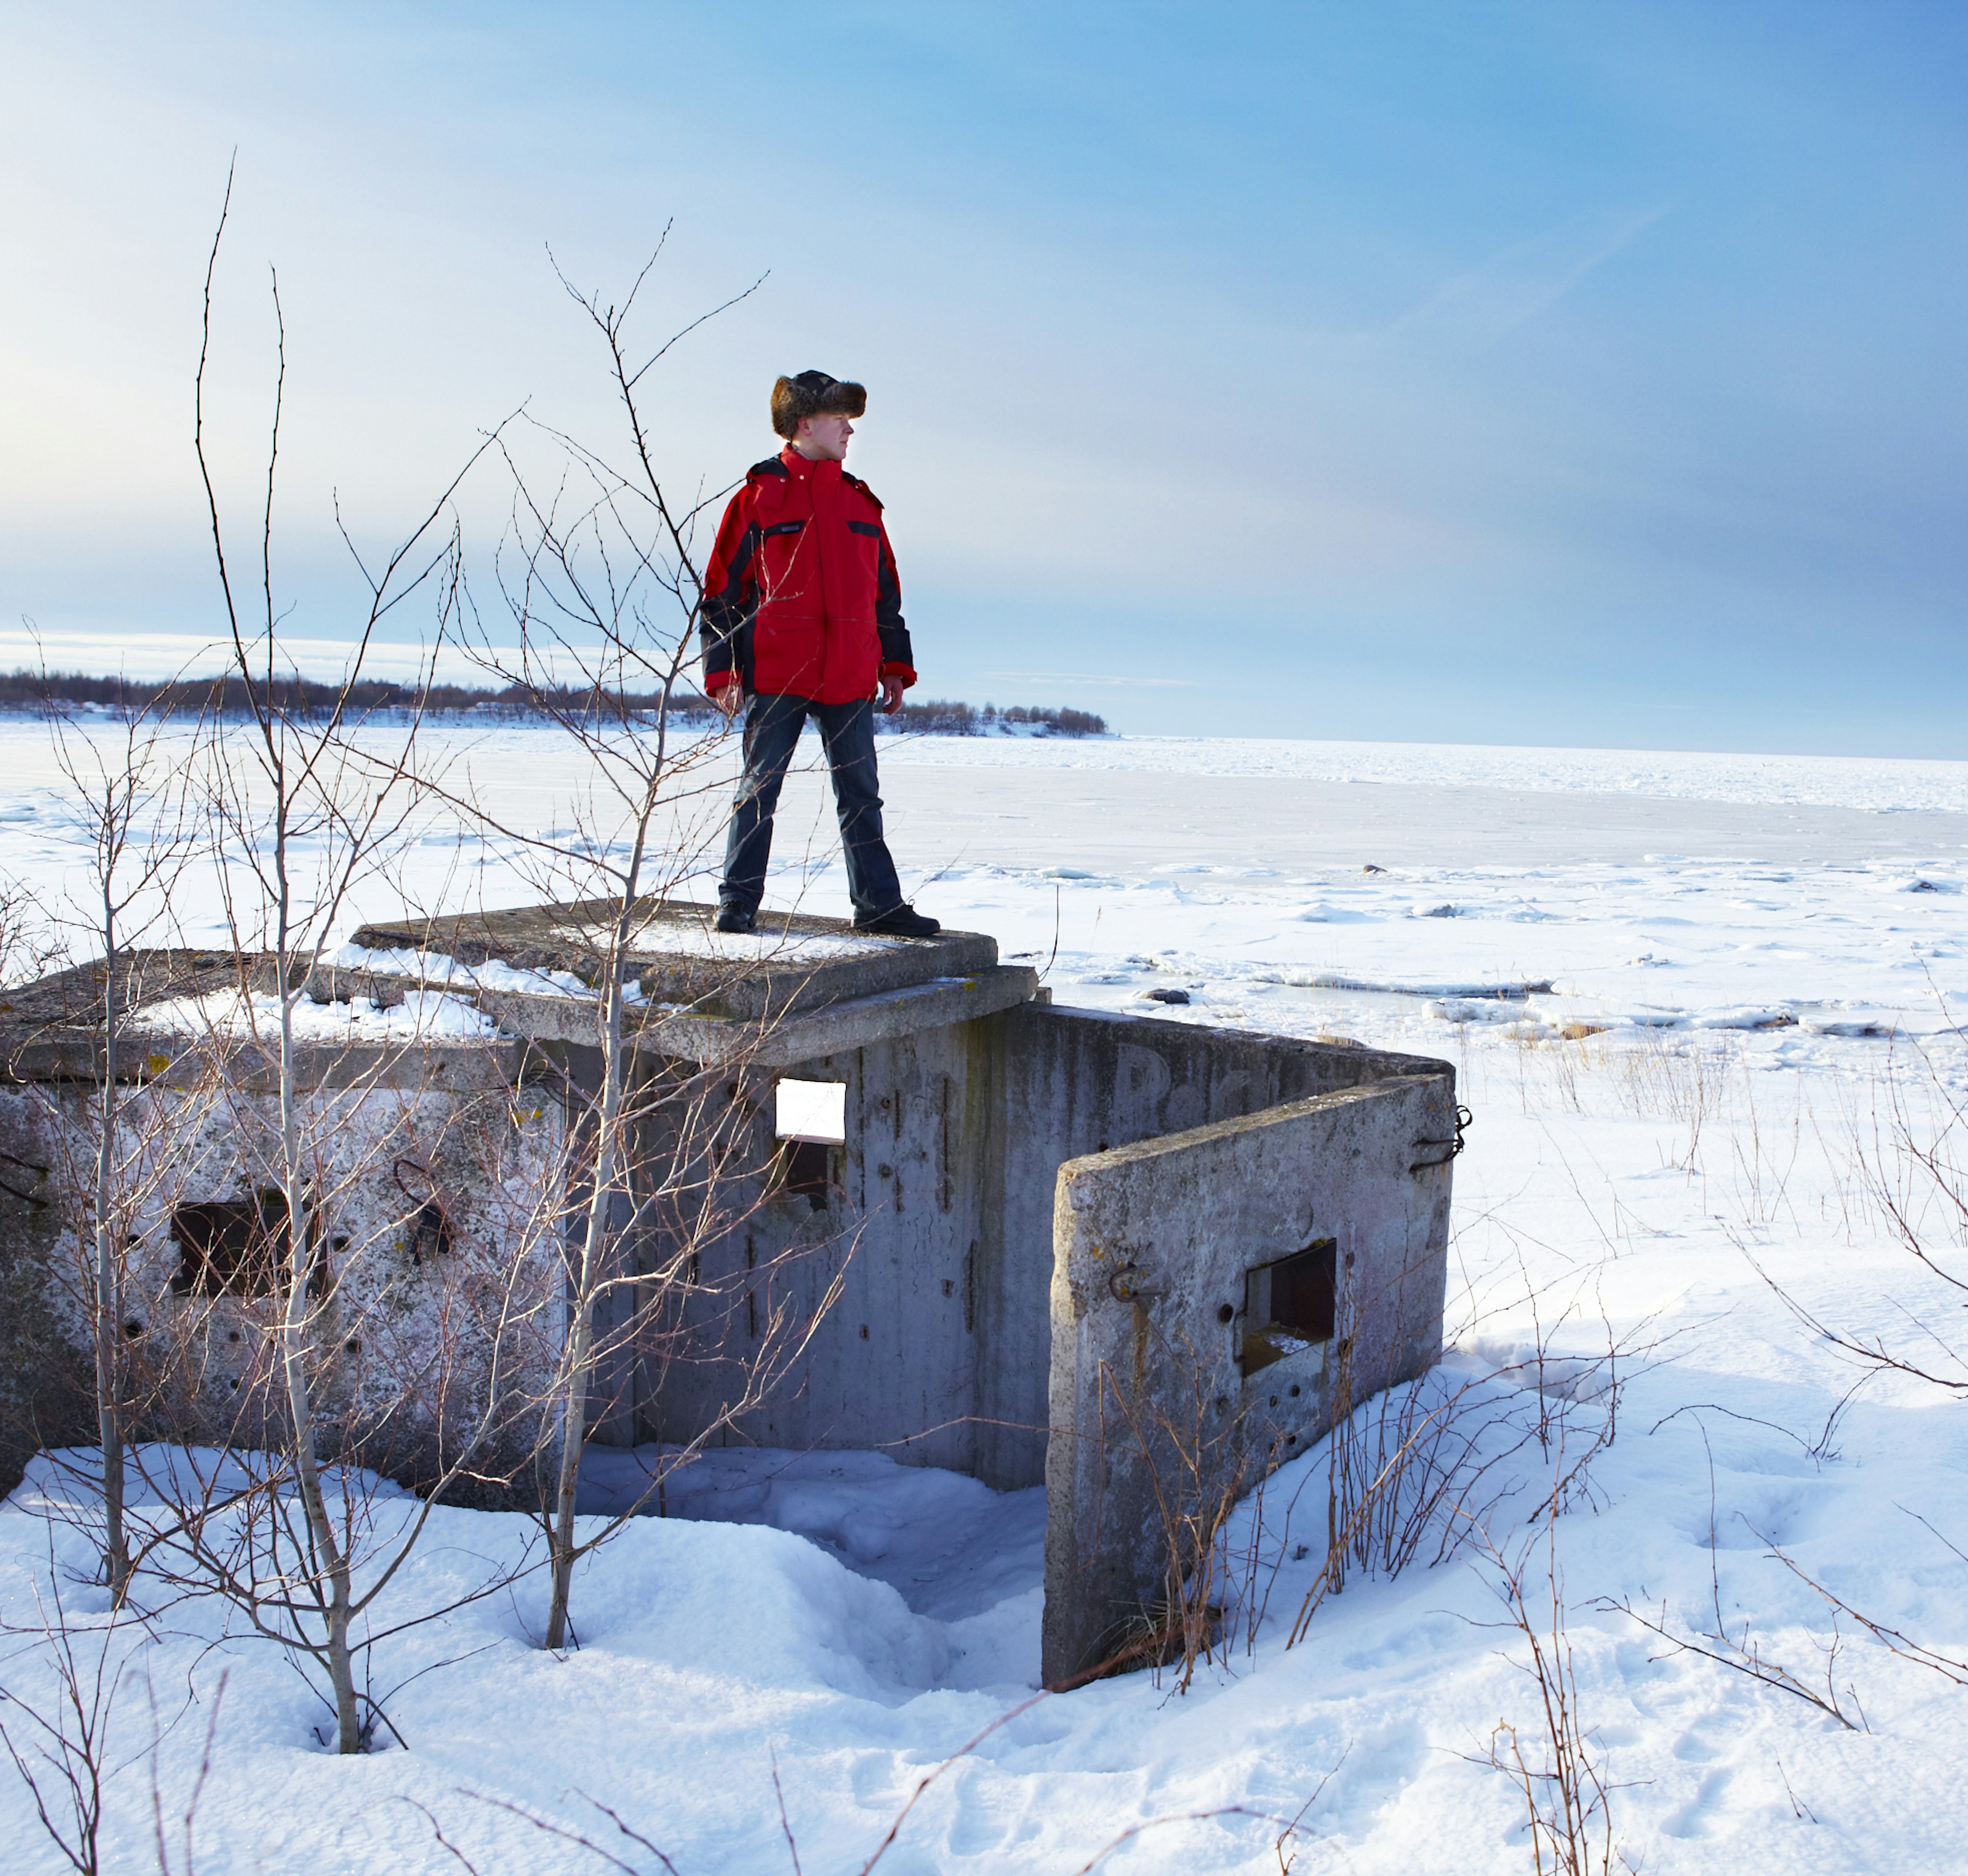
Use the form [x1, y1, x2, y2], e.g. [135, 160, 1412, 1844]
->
[433, 236, 847, 1652]
[0, 870, 79, 1494]
[115, 1036, 569, 1748]
[0, 1534, 156, 1876]
[0, 1514, 214, 1876]
[0, 868, 66, 992]
[166, 166, 511, 1751]
[29, 665, 213, 1603]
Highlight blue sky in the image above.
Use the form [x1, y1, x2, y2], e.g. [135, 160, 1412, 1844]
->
[3, 2, 1964, 751]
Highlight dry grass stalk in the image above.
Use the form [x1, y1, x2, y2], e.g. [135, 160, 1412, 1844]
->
[1742, 1020, 1967, 1397]
[1754, 1520, 1968, 1689]
[1074, 1328, 1256, 1690]
[1597, 1430, 1865, 1731]
[146, 1671, 225, 1876]
[1283, 1309, 1632, 1650]
[1480, 1510, 1628, 1876]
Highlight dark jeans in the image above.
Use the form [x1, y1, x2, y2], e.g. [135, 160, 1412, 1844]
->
[720, 692, 904, 918]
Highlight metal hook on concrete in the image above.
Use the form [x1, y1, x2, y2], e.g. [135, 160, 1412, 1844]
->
[1409, 1104, 1473, 1173]
[1106, 1261, 1162, 1302]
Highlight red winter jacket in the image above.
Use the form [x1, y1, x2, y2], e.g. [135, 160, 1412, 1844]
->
[699, 446, 916, 705]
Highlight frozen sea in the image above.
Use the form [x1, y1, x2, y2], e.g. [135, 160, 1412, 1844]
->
[2, 722, 1966, 1874]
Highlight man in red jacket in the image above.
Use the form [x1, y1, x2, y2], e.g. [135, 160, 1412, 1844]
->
[699, 370, 939, 938]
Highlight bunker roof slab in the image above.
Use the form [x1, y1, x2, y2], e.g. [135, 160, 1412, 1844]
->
[2, 903, 1042, 1078]
[345, 899, 1000, 1022]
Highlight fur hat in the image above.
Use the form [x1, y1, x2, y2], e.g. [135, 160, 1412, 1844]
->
[770, 369, 867, 439]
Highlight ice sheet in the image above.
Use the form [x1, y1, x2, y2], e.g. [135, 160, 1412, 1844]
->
[876, 729, 1968, 814]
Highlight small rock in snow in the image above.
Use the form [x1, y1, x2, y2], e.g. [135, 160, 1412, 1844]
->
[1147, 987, 1191, 1005]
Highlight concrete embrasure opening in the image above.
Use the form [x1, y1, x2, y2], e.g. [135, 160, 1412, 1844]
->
[1239, 1236, 1337, 1376]
[169, 1193, 295, 1298]
[774, 1077, 846, 1209]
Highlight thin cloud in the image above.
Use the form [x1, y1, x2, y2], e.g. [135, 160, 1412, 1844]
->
[0, 627, 479, 684]
[1385, 205, 1671, 354]
[977, 670, 1204, 689]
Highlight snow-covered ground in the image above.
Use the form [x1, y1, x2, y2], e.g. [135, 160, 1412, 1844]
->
[2, 724, 1966, 1873]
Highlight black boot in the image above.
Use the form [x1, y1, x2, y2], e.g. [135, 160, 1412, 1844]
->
[715, 903, 758, 934]
[854, 903, 940, 937]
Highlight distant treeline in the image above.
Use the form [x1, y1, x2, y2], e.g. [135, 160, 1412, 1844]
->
[0, 669, 569, 718]
[0, 670, 1106, 737]
[893, 699, 1106, 736]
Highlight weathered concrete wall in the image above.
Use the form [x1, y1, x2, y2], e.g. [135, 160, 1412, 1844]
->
[0, 1091, 93, 1495]
[640, 1004, 1455, 1511]
[975, 1006, 1455, 1490]
[1041, 1073, 1456, 1686]
[0, 1056, 567, 1505]
[636, 1013, 995, 1475]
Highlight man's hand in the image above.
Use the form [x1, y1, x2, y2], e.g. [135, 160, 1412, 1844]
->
[879, 675, 908, 716]
[713, 680, 743, 722]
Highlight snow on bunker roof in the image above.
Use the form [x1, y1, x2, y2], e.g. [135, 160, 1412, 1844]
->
[345, 898, 1000, 1025]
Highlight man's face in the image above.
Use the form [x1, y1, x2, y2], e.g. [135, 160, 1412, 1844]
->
[796, 412, 854, 461]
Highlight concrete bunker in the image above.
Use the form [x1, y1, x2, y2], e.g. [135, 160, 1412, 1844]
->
[0, 902, 1460, 1686]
